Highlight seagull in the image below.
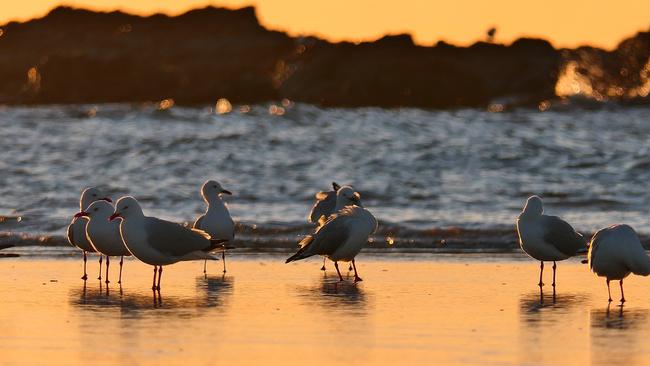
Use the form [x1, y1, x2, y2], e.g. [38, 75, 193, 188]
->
[286, 187, 377, 282]
[516, 195, 587, 288]
[109, 196, 225, 290]
[76, 200, 132, 284]
[308, 184, 362, 271]
[308, 182, 342, 225]
[588, 224, 650, 303]
[66, 187, 111, 280]
[193, 180, 235, 274]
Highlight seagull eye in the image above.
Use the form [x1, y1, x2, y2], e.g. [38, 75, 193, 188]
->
[124, 206, 129, 209]
[213, 185, 217, 188]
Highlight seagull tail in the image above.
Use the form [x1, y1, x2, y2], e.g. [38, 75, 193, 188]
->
[204, 239, 229, 253]
[285, 236, 314, 263]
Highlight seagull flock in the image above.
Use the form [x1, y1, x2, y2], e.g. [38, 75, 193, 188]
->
[67, 182, 650, 302]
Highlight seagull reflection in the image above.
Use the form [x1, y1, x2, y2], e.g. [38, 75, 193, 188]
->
[590, 306, 650, 365]
[295, 276, 368, 314]
[68, 282, 224, 315]
[590, 304, 649, 330]
[195, 275, 234, 308]
[519, 290, 588, 322]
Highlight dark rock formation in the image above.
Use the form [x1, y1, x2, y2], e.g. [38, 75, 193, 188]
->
[0, 6, 646, 108]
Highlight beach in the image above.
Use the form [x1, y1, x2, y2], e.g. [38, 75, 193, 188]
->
[1, 252, 648, 365]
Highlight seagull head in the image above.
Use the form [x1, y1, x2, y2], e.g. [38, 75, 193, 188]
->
[79, 200, 114, 221]
[110, 196, 142, 221]
[201, 180, 232, 201]
[336, 185, 362, 208]
[79, 187, 112, 210]
[522, 195, 543, 216]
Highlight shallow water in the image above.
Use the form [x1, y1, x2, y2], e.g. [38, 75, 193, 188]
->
[2, 104, 650, 242]
[2, 254, 650, 365]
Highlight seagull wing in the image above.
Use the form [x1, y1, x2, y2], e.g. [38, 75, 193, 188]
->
[145, 217, 212, 257]
[542, 215, 587, 257]
[308, 190, 337, 224]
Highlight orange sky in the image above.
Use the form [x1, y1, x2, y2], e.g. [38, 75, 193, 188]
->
[3, 0, 649, 49]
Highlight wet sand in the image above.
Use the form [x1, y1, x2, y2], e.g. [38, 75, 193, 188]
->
[1, 253, 649, 365]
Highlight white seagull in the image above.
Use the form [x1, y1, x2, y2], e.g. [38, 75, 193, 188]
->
[588, 224, 650, 303]
[516, 195, 587, 288]
[77, 200, 132, 284]
[308, 184, 363, 271]
[67, 187, 111, 280]
[109, 196, 225, 290]
[193, 180, 235, 274]
[287, 188, 377, 282]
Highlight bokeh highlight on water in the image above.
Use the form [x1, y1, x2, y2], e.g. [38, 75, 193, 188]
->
[1, 103, 649, 242]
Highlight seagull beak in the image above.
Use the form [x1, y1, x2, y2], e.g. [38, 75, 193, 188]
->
[74, 211, 89, 219]
[101, 197, 112, 203]
[220, 189, 232, 195]
[352, 192, 361, 204]
[109, 213, 121, 221]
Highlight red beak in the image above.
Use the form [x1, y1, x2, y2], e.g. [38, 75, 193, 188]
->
[101, 197, 113, 203]
[109, 213, 121, 221]
[74, 211, 89, 219]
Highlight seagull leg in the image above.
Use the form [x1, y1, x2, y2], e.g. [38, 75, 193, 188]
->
[222, 251, 227, 273]
[81, 251, 88, 280]
[118, 256, 123, 284]
[203, 260, 207, 275]
[607, 279, 612, 302]
[156, 266, 163, 291]
[620, 279, 626, 304]
[352, 259, 363, 282]
[97, 255, 103, 280]
[538, 261, 544, 287]
[552, 261, 557, 288]
[321, 257, 326, 271]
[334, 261, 344, 281]
[152, 266, 158, 290]
[105, 256, 110, 284]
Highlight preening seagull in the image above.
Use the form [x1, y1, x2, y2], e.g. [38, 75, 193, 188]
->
[109, 196, 225, 290]
[588, 224, 650, 303]
[77, 200, 131, 284]
[287, 188, 377, 282]
[194, 180, 235, 274]
[66, 187, 111, 280]
[308, 182, 342, 225]
[516, 195, 587, 288]
[308, 183, 363, 271]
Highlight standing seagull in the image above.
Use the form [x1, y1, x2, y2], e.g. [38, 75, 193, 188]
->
[308, 184, 363, 271]
[286, 187, 377, 282]
[66, 187, 111, 280]
[109, 196, 224, 290]
[516, 195, 587, 288]
[308, 182, 342, 225]
[588, 224, 650, 303]
[194, 180, 235, 274]
[77, 200, 132, 284]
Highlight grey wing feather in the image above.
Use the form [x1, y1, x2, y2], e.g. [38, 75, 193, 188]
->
[302, 215, 350, 256]
[308, 191, 337, 224]
[542, 215, 587, 256]
[145, 217, 211, 257]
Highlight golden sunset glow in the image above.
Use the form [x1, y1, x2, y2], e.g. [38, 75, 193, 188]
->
[3, 0, 649, 49]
